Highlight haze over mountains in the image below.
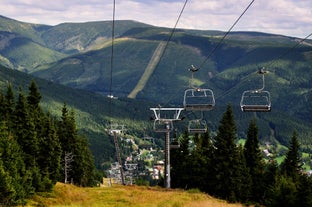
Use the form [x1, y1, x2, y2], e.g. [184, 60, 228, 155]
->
[0, 15, 312, 165]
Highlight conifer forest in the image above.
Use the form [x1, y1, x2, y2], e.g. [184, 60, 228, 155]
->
[0, 81, 312, 207]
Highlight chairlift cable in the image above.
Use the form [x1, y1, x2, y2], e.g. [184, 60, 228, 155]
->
[152, 0, 189, 107]
[107, 0, 116, 124]
[109, 0, 116, 99]
[197, 0, 255, 70]
[214, 32, 312, 102]
[108, 0, 126, 185]
[153, 0, 188, 74]
[265, 32, 312, 69]
[181, 0, 255, 112]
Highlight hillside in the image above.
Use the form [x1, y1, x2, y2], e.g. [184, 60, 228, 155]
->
[27, 182, 245, 207]
[30, 23, 312, 146]
[0, 65, 155, 168]
[1, 15, 312, 165]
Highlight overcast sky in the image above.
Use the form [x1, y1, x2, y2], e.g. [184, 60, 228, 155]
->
[1, 0, 311, 38]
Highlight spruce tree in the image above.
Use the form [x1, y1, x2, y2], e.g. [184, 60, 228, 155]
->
[191, 130, 213, 192]
[0, 92, 6, 121]
[212, 104, 249, 202]
[27, 80, 41, 109]
[187, 133, 204, 189]
[0, 161, 15, 206]
[27, 81, 61, 190]
[296, 174, 312, 207]
[13, 88, 41, 191]
[244, 119, 265, 202]
[200, 130, 214, 194]
[37, 114, 62, 187]
[14, 88, 39, 166]
[281, 131, 301, 181]
[171, 130, 190, 188]
[57, 104, 96, 186]
[0, 122, 30, 205]
[263, 160, 280, 206]
[74, 134, 96, 186]
[3, 83, 15, 129]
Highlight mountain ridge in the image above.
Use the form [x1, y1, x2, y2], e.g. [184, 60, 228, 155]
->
[0, 15, 312, 165]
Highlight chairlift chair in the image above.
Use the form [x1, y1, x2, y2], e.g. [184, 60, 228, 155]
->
[153, 120, 173, 133]
[184, 65, 215, 111]
[170, 140, 180, 149]
[188, 119, 208, 134]
[183, 88, 215, 111]
[240, 68, 271, 112]
[240, 90, 271, 112]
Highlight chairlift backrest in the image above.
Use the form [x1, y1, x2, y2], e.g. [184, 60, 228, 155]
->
[240, 90, 271, 112]
[170, 140, 180, 149]
[153, 120, 173, 133]
[188, 119, 208, 134]
[183, 88, 215, 111]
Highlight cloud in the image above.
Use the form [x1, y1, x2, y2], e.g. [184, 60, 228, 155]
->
[0, 0, 311, 38]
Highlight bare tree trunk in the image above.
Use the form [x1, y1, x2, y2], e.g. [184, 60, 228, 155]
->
[64, 152, 74, 184]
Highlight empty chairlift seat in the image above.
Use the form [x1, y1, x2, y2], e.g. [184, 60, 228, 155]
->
[170, 140, 180, 149]
[183, 88, 215, 111]
[240, 90, 271, 112]
[188, 119, 208, 134]
[153, 120, 173, 133]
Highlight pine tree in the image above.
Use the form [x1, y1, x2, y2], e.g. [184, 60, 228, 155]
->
[296, 174, 312, 207]
[27, 81, 61, 190]
[0, 125, 16, 206]
[212, 104, 250, 202]
[3, 83, 15, 129]
[37, 114, 62, 187]
[0, 122, 30, 205]
[57, 104, 95, 186]
[244, 119, 265, 202]
[0, 160, 16, 206]
[13, 88, 41, 191]
[27, 80, 41, 109]
[171, 130, 190, 189]
[200, 130, 214, 194]
[0, 91, 6, 121]
[266, 175, 297, 207]
[187, 133, 204, 189]
[75, 134, 96, 186]
[281, 131, 301, 181]
[263, 160, 280, 206]
[14, 88, 39, 166]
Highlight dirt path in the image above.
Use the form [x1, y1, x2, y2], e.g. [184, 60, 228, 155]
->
[128, 41, 166, 99]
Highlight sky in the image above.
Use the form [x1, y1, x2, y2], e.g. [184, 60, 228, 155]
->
[1, 0, 311, 38]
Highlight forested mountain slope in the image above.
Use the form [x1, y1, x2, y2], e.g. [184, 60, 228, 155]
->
[0, 65, 154, 168]
[0, 15, 312, 158]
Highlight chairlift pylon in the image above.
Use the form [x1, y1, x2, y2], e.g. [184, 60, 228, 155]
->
[183, 65, 215, 111]
[240, 68, 271, 112]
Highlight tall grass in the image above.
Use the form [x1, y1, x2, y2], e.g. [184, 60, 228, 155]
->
[26, 182, 246, 207]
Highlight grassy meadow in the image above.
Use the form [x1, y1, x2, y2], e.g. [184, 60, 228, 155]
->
[26, 182, 246, 207]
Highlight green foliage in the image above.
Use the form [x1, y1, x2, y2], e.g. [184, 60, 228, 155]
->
[0, 161, 16, 206]
[1, 17, 312, 171]
[57, 104, 96, 186]
[281, 131, 302, 181]
[244, 119, 266, 202]
[1, 16, 312, 205]
[211, 104, 251, 202]
[0, 80, 97, 205]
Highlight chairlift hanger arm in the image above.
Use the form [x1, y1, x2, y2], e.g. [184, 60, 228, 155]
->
[188, 64, 200, 89]
[253, 69, 267, 92]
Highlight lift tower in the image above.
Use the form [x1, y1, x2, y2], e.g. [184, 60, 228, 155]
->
[150, 107, 184, 188]
[108, 124, 126, 185]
